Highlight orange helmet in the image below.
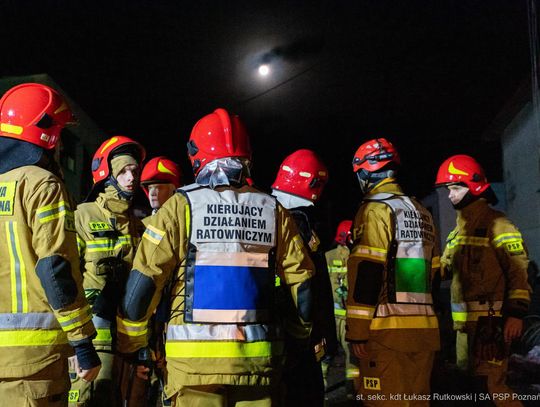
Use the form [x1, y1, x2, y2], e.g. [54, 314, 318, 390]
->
[334, 220, 353, 246]
[352, 138, 400, 173]
[91, 135, 146, 185]
[0, 83, 74, 150]
[140, 156, 182, 196]
[187, 108, 251, 176]
[435, 154, 490, 195]
[271, 149, 328, 202]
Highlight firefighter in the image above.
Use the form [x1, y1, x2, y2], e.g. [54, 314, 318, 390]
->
[346, 138, 440, 405]
[271, 149, 337, 406]
[324, 220, 360, 398]
[139, 156, 182, 404]
[117, 108, 314, 406]
[73, 136, 147, 406]
[435, 154, 531, 405]
[0, 83, 101, 405]
[140, 156, 182, 220]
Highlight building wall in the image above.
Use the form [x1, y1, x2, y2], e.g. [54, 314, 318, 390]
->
[502, 102, 540, 266]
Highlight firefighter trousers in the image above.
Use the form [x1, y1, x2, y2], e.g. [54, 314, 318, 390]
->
[456, 331, 522, 407]
[170, 384, 276, 407]
[358, 340, 434, 407]
[0, 358, 70, 407]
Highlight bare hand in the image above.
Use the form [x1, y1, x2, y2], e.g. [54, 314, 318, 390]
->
[352, 343, 368, 359]
[78, 365, 101, 382]
[69, 355, 101, 382]
[136, 365, 151, 380]
[504, 317, 523, 343]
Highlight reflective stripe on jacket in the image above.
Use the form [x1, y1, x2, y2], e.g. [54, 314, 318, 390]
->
[0, 165, 96, 378]
[75, 190, 144, 349]
[117, 184, 314, 388]
[441, 198, 531, 330]
[346, 180, 440, 352]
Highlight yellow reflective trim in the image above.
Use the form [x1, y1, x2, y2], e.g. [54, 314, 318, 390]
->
[448, 161, 469, 176]
[346, 368, 360, 378]
[143, 225, 165, 245]
[185, 203, 191, 237]
[16, 221, 29, 312]
[6, 222, 17, 313]
[447, 236, 489, 249]
[347, 305, 375, 320]
[0, 122, 23, 135]
[452, 310, 501, 322]
[165, 341, 282, 358]
[146, 224, 165, 238]
[116, 318, 147, 328]
[158, 160, 175, 176]
[76, 236, 86, 255]
[57, 305, 93, 331]
[36, 201, 70, 224]
[85, 236, 131, 253]
[60, 312, 93, 332]
[492, 232, 522, 247]
[508, 289, 530, 301]
[369, 315, 439, 330]
[142, 231, 161, 245]
[116, 317, 148, 337]
[117, 326, 148, 337]
[94, 328, 112, 343]
[334, 308, 346, 316]
[100, 137, 118, 154]
[354, 245, 387, 262]
[0, 329, 67, 346]
[431, 256, 440, 269]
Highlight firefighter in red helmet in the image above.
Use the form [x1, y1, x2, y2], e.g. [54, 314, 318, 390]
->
[0, 83, 101, 405]
[73, 135, 147, 406]
[436, 154, 530, 406]
[117, 109, 314, 406]
[325, 220, 359, 399]
[140, 156, 182, 218]
[271, 149, 336, 406]
[347, 138, 440, 405]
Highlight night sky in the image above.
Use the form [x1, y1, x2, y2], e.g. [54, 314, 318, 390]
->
[1, 0, 533, 241]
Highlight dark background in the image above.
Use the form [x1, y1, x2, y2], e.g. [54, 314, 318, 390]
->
[1, 0, 532, 242]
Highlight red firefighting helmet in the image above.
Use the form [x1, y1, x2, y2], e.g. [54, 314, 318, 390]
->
[272, 149, 328, 202]
[335, 220, 353, 246]
[187, 108, 251, 176]
[435, 154, 490, 195]
[91, 135, 146, 184]
[140, 156, 182, 196]
[0, 83, 74, 150]
[352, 138, 400, 173]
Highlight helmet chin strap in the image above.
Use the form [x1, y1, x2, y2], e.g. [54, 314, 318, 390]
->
[452, 190, 477, 210]
[356, 168, 396, 196]
[105, 177, 134, 201]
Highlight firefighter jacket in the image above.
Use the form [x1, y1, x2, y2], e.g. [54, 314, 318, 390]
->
[346, 179, 440, 352]
[0, 165, 96, 378]
[117, 184, 314, 390]
[289, 206, 337, 357]
[441, 198, 531, 332]
[325, 244, 350, 318]
[75, 189, 144, 349]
